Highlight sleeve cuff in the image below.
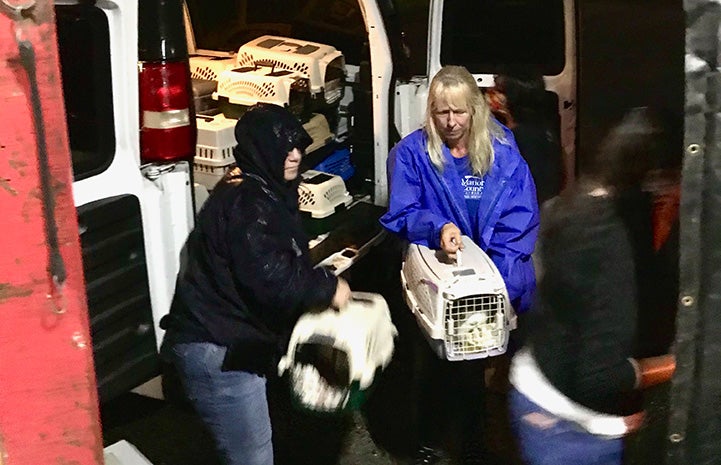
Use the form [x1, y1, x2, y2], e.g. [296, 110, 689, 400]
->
[628, 357, 641, 389]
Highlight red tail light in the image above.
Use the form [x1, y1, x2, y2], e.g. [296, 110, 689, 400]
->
[139, 60, 196, 163]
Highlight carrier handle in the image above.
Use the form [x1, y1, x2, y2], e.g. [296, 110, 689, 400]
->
[450, 237, 462, 267]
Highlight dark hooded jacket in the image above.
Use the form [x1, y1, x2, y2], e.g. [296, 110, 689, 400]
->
[161, 104, 337, 376]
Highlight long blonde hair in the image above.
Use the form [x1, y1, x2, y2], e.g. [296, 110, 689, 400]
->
[424, 65, 503, 175]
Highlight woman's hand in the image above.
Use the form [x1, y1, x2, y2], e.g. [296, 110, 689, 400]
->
[635, 354, 676, 389]
[623, 411, 646, 434]
[330, 277, 352, 310]
[440, 222, 464, 259]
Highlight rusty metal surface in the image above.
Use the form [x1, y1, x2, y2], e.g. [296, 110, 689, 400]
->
[0, 2, 103, 464]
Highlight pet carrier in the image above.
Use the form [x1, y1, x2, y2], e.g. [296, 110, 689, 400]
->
[401, 236, 516, 361]
[236, 35, 345, 104]
[214, 35, 345, 127]
[214, 64, 308, 119]
[297, 170, 352, 219]
[193, 114, 237, 189]
[189, 55, 236, 81]
[193, 114, 338, 190]
[277, 292, 397, 413]
[192, 78, 220, 115]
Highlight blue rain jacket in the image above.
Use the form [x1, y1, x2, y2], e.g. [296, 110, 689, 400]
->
[380, 127, 540, 313]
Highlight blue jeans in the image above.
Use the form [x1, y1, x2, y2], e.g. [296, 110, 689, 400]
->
[162, 341, 273, 465]
[508, 388, 623, 465]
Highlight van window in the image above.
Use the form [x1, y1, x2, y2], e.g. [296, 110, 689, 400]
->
[440, 0, 565, 76]
[393, 0, 430, 77]
[186, 0, 366, 64]
[56, 4, 115, 181]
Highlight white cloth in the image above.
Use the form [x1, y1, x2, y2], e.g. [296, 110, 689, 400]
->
[510, 348, 630, 438]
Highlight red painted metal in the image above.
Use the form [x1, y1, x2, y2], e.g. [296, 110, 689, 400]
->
[0, 2, 103, 464]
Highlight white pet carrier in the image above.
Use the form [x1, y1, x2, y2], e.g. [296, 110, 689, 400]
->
[277, 292, 397, 413]
[189, 55, 236, 82]
[214, 64, 307, 109]
[193, 114, 238, 189]
[401, 236, 516, 361]
[297, 170, 352, 219]
[213, 35, 345, 122]
[236, 35, 345, 104]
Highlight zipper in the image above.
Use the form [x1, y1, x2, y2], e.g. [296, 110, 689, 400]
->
[479, 178, 509, 237]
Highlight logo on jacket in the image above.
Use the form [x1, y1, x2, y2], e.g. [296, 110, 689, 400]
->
[462, 176, 484, 200]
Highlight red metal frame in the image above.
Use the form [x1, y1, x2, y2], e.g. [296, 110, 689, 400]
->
[0, 2, 103, 464]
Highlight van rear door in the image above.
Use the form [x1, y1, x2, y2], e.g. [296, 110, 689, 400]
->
[56, 0, 194, 403]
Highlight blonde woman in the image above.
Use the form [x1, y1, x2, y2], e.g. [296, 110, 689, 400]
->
[381, 66, 539, 464]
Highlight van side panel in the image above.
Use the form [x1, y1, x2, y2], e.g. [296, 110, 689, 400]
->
[58, 0, 194, 401]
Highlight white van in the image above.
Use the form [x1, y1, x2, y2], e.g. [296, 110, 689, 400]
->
[184, 0, 576, 205]
[56, 0, 575, 402]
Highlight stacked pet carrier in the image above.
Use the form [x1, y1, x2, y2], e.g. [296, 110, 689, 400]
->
[214, 35, 345, 126]
[189, 35, 347, 189]
[191, 116, 345, 192]
[189, 56, 235, 113]
[401, 236, 516, 361]
[193, 113, 238, 190]
[189, 56, 236, 82]
[277, 292, 397, 413]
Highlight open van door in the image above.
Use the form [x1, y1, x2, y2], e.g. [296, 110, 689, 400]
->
[56, 0, 195, 402]
[394, 0, 576, 186]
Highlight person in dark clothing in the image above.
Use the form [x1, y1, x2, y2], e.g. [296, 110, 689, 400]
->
[159, 103, 352, 465]
[508, 107, 676, 465]
[492, 72, 564, 205]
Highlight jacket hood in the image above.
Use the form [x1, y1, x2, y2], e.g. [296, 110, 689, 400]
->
[233, 104, 312, 210]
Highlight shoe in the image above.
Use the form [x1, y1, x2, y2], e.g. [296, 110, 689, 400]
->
[412, 445, 443, 465]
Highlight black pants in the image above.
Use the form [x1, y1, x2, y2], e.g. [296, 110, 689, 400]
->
[416, 337, 487, 450]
